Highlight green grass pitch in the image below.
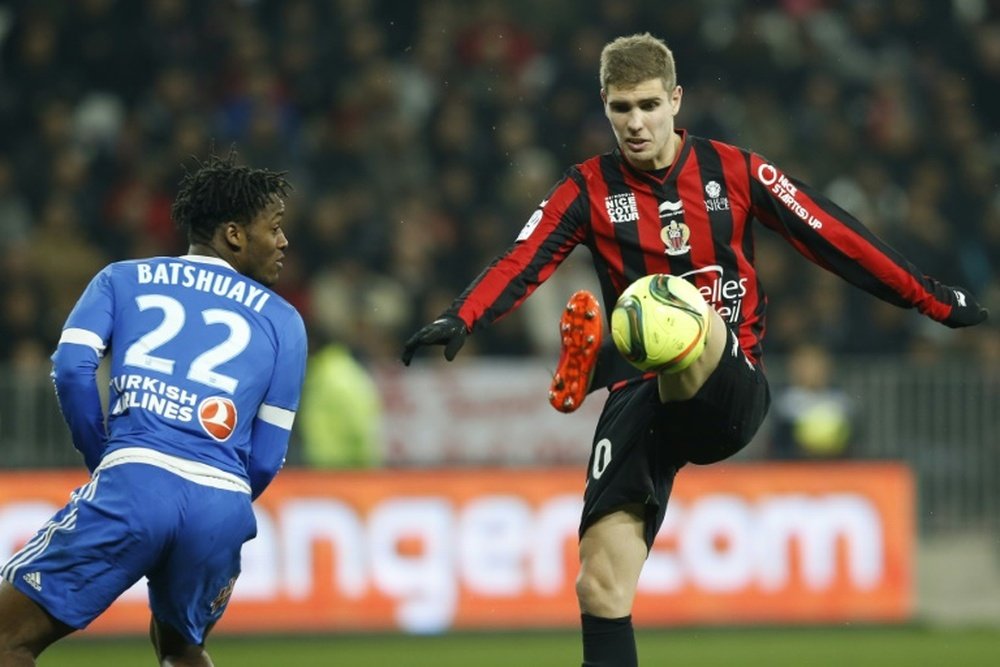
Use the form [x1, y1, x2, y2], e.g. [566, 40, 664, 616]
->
[40, 626, 1000, 666]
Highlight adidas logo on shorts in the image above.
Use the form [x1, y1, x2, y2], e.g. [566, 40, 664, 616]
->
[22, 571, 42, 591]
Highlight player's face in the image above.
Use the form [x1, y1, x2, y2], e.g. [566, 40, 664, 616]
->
[603, 78, 683, 170]
[239, 196, 288, 286]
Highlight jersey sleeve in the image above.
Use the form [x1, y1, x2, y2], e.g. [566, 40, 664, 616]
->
[247, 308, 307, 500]
[747, 153, 965, 323]
[444, 171, 590, 331]
[50, 265, 114, 472]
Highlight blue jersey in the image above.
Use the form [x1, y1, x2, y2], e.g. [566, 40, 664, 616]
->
[51, 254, 307, 495]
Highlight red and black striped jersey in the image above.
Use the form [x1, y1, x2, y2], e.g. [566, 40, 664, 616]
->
[446, 131, 966, 363]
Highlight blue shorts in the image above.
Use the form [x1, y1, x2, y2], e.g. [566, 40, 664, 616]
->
[0, 462, 256, 644]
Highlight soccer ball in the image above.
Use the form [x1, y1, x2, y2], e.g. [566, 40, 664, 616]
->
[610, 274, 710, 373]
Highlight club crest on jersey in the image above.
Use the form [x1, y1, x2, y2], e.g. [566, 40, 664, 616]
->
[198, 396, 237, 441]
[660, 220, 691, 256]
[605, 192, 639, 223]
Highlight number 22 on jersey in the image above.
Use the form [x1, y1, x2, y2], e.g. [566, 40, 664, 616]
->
[123, 294, 251, 394]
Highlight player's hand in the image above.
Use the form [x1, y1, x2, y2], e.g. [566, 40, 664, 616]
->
[941, 285, 988, 328]
[401, 315, 468, 365]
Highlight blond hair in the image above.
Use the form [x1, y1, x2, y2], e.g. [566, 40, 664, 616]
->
[599, 33, 677, 91]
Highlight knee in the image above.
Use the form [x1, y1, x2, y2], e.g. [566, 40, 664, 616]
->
[575, 562, 634, 618]
[658, 308, 728, 402]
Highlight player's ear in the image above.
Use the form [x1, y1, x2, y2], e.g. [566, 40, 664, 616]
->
[221, 221, 245, 250]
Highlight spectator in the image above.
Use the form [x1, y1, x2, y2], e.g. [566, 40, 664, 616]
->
[769, 342, 857, 460]
[296, 334, 384, 468]
[0, 0, 993, 364]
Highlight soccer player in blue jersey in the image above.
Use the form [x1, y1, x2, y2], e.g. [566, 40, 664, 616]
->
[0, 150, 307, 666]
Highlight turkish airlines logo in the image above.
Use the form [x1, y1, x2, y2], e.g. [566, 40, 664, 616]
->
[198, 396, 238, 441]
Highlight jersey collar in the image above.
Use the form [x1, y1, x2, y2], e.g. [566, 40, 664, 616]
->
[179, 254, 237, 272]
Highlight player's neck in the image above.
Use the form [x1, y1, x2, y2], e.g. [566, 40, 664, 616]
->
[188, 242, 233, 266]
[657, 131, 683, 170]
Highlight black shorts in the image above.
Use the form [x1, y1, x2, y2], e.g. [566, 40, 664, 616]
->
[580, 329, 770, 548]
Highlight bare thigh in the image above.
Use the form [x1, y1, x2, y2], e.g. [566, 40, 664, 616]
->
[0, 580, 75, 657]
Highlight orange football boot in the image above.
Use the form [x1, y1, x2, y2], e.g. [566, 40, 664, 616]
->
[548, 290, 602, 413]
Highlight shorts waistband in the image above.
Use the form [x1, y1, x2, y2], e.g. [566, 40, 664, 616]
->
[97, 447, 251, 495]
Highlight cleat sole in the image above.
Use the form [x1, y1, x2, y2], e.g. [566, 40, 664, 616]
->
[548, 290, 603, 414]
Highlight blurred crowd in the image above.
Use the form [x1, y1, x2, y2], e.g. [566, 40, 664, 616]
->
[0, 0, 997, 371]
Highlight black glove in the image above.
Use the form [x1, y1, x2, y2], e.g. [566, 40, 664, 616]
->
[401, 315, 468, 366]
[941, 285, 988, 328]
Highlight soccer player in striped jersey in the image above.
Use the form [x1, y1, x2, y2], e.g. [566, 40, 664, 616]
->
[401, 32, 987, 667]
[0, 151, 306, 666]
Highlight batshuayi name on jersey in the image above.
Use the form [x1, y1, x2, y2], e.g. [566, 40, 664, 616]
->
[136, 261, 272, 313]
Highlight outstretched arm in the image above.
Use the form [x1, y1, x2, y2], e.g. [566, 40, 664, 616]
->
[400, 172, 590, 365]
[748, 154, 987, 328]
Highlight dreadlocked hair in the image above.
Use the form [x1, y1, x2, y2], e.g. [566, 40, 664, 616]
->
[171, 148, 291, 243]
